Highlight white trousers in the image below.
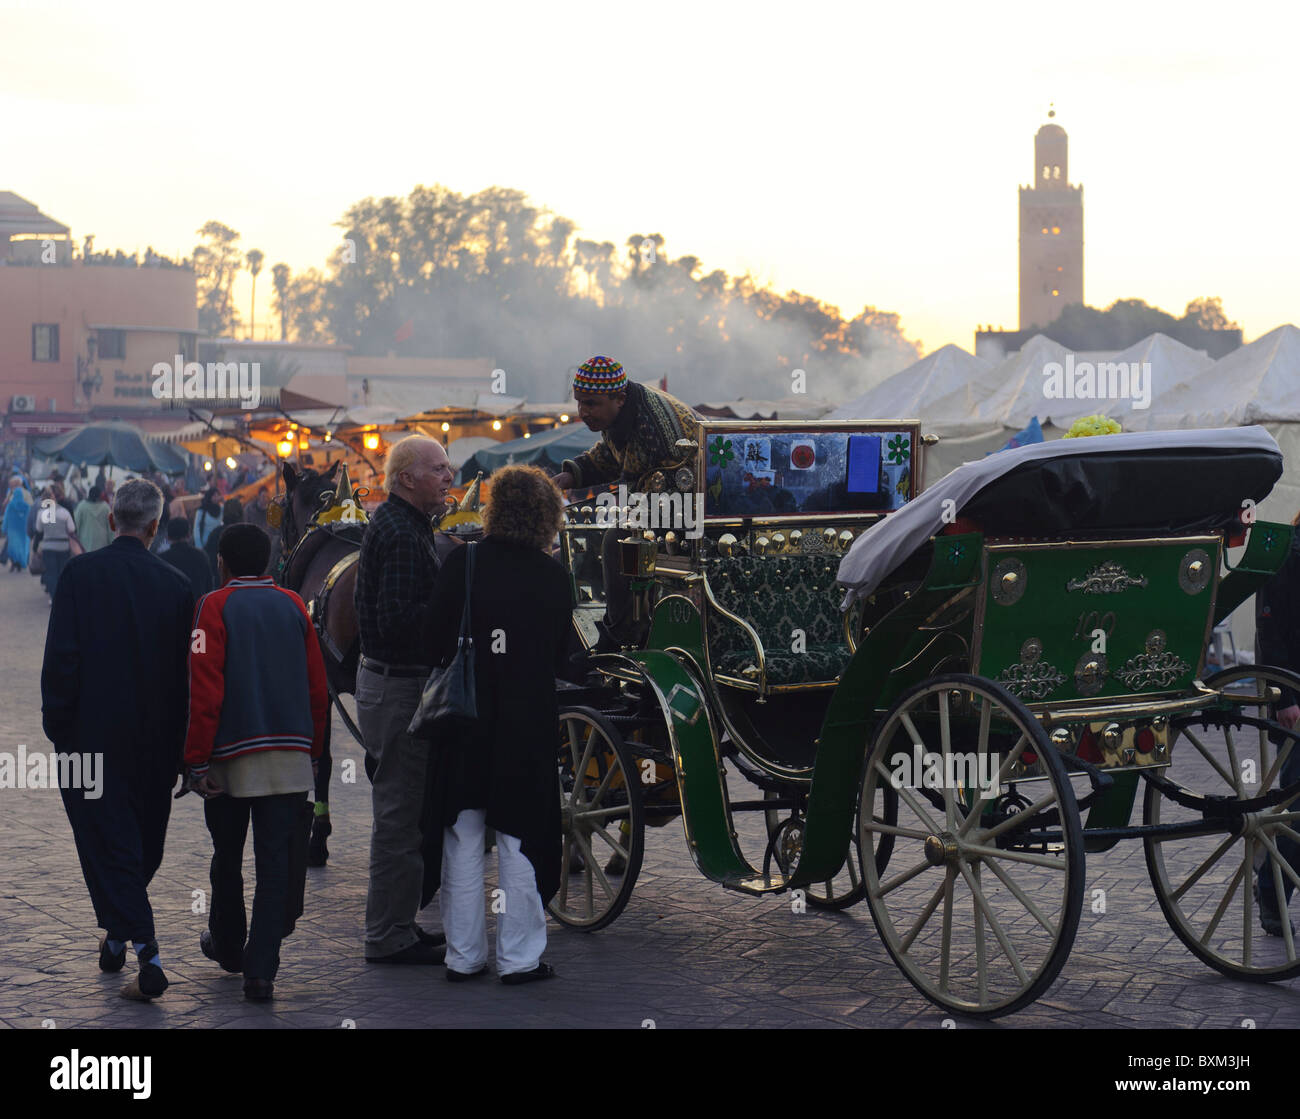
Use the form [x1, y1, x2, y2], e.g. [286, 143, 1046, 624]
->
[442, 808, 547, 976]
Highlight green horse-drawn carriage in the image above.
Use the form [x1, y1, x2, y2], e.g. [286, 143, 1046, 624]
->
[551, 420, 1300, 1017]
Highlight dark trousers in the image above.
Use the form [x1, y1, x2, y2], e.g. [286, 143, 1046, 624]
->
[204, 792, 303, 980]
[61, 774, 171, 945]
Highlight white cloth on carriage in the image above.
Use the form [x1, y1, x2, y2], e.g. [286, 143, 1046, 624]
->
[836, 425, 1282, 608]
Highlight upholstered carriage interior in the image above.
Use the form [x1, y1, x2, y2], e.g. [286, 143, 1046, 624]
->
[705, 554, 851, 686]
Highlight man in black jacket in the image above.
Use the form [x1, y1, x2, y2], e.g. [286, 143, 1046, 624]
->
[1256, 524, 1300, 937]
[41, 478, 195, 1000]
[161, 516, 214, 597]
[354, 435, 454, 964]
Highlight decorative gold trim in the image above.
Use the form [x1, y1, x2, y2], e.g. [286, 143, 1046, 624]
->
[1115, 651, 1192, 690]
[1066, 560, 1148, 595]
[997, 660, 1066, 700]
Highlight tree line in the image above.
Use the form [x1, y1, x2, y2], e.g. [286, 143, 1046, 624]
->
[189, 186, 922, 402]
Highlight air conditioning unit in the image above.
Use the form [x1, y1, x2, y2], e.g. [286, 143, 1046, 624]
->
[11, 395, 36, 413]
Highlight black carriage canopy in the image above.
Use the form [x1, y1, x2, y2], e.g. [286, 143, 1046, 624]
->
[837, 426, 1284, 605]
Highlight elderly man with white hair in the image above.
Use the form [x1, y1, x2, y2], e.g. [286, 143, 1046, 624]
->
[354, 435, 455, 964]
[41, 478, 195, 1001]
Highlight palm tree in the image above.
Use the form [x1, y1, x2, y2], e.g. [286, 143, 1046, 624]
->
[271, 263, 290, 341]
[246, 249, 264, 339]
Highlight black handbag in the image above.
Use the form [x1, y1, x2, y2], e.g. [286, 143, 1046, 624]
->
[408, 542, 478, 738]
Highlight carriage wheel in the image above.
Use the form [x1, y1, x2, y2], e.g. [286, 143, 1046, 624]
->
[762, 786, 896, 910]
[859, 674, 1084, 1018]
[549, 707, 645, 931]
[1144, 665, 1300, 982]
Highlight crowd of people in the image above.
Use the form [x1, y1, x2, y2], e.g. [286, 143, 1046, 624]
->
[34, 355, 687, 1003]
[37, 354, 1300, 1009]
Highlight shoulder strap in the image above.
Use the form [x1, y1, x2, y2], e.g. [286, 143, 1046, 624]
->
[460, 542, 476, 643]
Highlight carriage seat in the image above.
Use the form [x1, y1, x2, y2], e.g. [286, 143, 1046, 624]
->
[705, 554, 851, 688]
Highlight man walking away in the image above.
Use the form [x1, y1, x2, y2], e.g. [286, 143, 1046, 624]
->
[161, 516, 214, 597]
[41, 479, 194, 1001]
[184, 524, 329, 1000]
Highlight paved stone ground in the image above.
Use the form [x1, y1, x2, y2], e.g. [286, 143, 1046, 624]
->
[4, 566, 1300, 1029]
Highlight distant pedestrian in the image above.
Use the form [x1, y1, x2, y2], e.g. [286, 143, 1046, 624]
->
[194, 489, 222, 550]
[74, 486, 112, 552]
[41, 478, 194, 1001]
[161, 516, 214, 597]
[3, 476, 30, 571]
[32, 488, 79, 603]
[203, 497, 244, 580]
[184, 524, 329, 1001]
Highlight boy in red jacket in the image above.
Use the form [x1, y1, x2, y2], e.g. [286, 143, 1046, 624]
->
[184, 524, 329, 1000]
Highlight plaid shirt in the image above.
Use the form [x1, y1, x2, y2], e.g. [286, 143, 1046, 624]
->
[355, 493, 439, 666]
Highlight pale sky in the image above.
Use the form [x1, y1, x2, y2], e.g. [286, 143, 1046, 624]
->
[3, 0, 1296, 366]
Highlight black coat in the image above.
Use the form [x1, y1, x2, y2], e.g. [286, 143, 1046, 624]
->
[42, 535, 195, 784]
[1257, 532, 1300, 707]
[421, 536, 571, 904]
[162, 539, 215, 598]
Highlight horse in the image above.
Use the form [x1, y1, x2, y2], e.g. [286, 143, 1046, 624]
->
[276, 460, 366, 865]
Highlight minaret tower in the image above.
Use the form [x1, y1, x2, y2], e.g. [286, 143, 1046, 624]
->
[1019, 106, 1084, 330]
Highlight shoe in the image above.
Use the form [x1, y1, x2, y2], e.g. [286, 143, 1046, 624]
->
[604, 850, 628, 876]
[446, 965, 489, 982]
[243, 978, 274, 1001]
[501, 962, 555, 986]
[366, 941, 446, 965]
[415, 927, 447, 948]
[98, 937, 126, 973]
[306, 813, 331, 867]
[120, 963, 169, 1001]
[200, 930, 243, 973]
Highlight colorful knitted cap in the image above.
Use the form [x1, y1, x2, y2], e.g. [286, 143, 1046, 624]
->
[573, 355, 627, 395]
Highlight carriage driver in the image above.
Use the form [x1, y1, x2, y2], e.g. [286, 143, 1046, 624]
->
[551, 356, 701, 652]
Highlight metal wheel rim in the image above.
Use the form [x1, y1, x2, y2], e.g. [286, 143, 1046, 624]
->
[1144, 665, 1300, 980]
[859, 675, 1084, 1017]
[762, 791, 871, 909]
[549, 708, 644, 930]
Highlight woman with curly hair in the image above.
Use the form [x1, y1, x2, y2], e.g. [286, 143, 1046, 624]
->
[424, 465, 570, 984]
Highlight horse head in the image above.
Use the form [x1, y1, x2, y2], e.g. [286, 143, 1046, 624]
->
[279, 460, 341, 550]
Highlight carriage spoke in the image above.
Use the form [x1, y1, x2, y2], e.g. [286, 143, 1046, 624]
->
[939, 868, 955, 994]
[972, 861, 987, 1005]
[571, 828, 613, 902]
[876, 857, 934, 897]
[1223, 726, 1245, 798]
[573, 804, 632, 823]
[962, 843, 1064, 870]
[978, 789, 1059, 842]
[860, 820, 930, 841]
[958, 734, 1027, 837]
[575, 727, 599, 799]
[938, 690, 956, 831]
[1259, 736, 1296, 793]
[1181, 727, 1239, 790]
[981, 853, 1057, 933]
[876, 763, 944, 835]
[961, 860, 1030, 986]
[588, 821, 631, 859]
[1256, 831, 1300, 899]
[898, 876, 947, 954]
[1166, 833, 1238, 902]
[1243, 837, 1253, 968]
[1199, 854, 1246, 945]
[1265, 840, 1298, 962]
[587, 753, 622, 806]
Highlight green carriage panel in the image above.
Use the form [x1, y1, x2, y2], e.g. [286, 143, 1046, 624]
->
[972, 536, 1222, 706]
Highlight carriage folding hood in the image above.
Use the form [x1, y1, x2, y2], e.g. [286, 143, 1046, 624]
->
[836, 425, 1284, 608]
